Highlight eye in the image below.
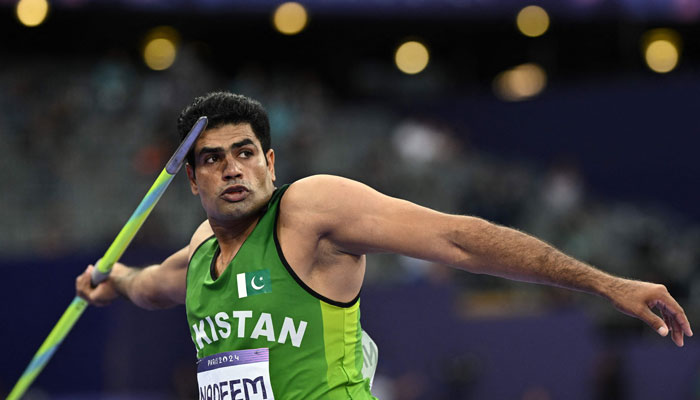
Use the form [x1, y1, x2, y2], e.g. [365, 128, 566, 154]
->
[203, 154, 219, 164]
[239, 150, 254, 158]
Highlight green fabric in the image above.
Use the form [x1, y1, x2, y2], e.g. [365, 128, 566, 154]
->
[186, 185, 376, 399]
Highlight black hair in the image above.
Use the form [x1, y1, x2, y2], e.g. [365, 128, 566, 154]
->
[177, 91, 271, 168]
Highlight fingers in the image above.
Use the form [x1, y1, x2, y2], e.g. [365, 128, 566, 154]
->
[639, 306, 669, 338]
[75, 264, 94, 301]
[671, 319, 684, 347]
[661, 303, 688, 347]
[76, 263, 114, 307]
[649, 295, 693, 347]
[611, 279, 692, 347]
[663, 297, 692, 337]
[674, 308, 693, 338]
[661, 308, 682, 347]
[652, 294, 694, 337]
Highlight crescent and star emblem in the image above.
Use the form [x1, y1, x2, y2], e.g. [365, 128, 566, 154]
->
[251, 276, 265, 290]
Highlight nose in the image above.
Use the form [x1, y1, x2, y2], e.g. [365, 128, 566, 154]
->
[222, 154, 242, 180]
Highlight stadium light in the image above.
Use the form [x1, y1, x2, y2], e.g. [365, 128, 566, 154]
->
[273, 2, 308, 35]
[142, 26, 180, 71]
[516, 5, 549, 38]
[395, 41, 430, 75]
[16, 0, 49, 27]
[493, 63, 547, 101]
[642, 28, 681, 74]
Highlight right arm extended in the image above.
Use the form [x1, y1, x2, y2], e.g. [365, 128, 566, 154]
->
[76, 220, 213, 310]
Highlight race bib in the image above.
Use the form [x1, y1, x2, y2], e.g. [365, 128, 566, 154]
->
[197, 348, 275, 400]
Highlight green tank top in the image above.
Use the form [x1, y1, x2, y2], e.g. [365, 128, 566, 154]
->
[186, 185, 376, 399]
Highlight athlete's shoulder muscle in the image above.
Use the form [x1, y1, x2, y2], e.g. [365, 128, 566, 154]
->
[281, 174, 405, 248]
[284, 174, 373, 209]
[188, 220, 214, 261]
[282, 174, 368, 231]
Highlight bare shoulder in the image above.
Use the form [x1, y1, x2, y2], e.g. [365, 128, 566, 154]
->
[284, 174, 377, 211]
[280, 174, 413, 245]
[282, 175, 376, 227]
[187, 219, 214, 261]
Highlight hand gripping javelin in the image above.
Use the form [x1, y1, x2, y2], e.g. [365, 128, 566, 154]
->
[6, 116, 208, 400]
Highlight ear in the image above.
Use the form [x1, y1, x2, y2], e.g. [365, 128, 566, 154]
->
[266, 149, 276, 182]
[186, 164, 199, 195]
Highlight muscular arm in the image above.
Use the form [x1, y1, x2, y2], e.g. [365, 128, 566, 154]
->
[76, 248, 188, 310]
[76, 220, 213, 310]
[287, 175, 693, 346]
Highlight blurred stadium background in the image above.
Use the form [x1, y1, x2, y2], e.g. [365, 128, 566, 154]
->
[2, 0, 700, 399]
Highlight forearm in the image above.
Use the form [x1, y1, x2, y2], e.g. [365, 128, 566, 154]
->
[110, 264, 151, 309]
[77, 247, 188, 309]
[452, 218, 618, 298]
[110, 263, 179, 310]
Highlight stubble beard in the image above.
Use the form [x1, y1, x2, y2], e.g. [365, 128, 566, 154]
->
[209, 192, 264, 226]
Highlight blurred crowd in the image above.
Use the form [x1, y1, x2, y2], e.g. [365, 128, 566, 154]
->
[2, 44, 699, 330]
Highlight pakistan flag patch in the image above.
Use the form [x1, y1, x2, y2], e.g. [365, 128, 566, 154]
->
[236, 269, 272, 298]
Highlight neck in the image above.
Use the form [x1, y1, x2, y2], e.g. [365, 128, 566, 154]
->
[208, 212, 261, 274]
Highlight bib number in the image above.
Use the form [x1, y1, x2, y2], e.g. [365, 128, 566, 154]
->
[197, 348, 275, 400]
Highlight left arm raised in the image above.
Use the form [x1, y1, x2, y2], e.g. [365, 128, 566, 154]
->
[294, 175, 692, 346]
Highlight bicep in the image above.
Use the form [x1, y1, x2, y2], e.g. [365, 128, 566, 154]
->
[134, 219, 212, 308]
[136, 246, 189, 307]
[151, 220, 213, 305]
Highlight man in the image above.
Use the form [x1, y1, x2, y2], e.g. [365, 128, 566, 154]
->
[76, 92, 692, 399]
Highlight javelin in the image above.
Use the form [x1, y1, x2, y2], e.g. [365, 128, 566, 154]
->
[6, 116, 208, 400]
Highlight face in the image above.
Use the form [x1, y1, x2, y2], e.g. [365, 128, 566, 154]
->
[186, 123, 276, 226]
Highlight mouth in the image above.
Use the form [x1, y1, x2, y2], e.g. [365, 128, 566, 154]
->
[220, 185, 249, 202]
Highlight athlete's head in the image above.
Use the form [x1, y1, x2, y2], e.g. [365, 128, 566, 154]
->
[177, 92, 271, 168]
[181, 92, 277, 226]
